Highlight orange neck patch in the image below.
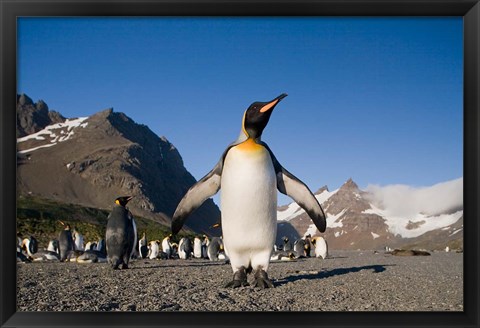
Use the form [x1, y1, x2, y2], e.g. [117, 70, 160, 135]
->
[236, 138, 263, 152]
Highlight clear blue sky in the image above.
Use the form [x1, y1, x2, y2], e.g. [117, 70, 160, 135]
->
[17, 17, 463, 205]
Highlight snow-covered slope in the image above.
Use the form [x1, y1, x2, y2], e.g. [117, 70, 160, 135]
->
[17, 117, 89, 154]
[277, 178, 463, 250]
[363, 178, 463, 238]
[277, 188, 338, 221]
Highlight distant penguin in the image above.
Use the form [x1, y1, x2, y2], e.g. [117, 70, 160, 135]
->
[293, 239, 307, 258]
[21, 236, 38, 258]
[105, 196, 137, 269]
[270, 250, 296, 261]
[76, 250, 108, 263]
[96, 239, 106, 255]
[282, 236, 293, 252]
[16, 235, 30, 263]
[161, 235, 172, 258]
[84, 241, 93, 251]
[312, 236, 328, 259]
[304, 234, 313, 257]
[201, 235, 210, 259]
[138, 232, 148, 259]
[21, 236, 38, 256]
[171, 94, 327, 288]
[30, 249, 60, 262]
[445, 246, 450, 252]
[193, 237, 203, 258]
[179, 237, 193, 260]
[170, 242, 179, 259]
[47, 239, 59, 253]
[148, 240, 160, 259]
[27, 239, 60, 261]
[207, 237, 224, 261]
[72, 228, 85, 251]
[58, 222, 75, 262]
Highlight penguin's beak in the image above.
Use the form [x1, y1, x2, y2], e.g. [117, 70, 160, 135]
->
[127, 196, 134, 202]
[259, 93, 288, 113]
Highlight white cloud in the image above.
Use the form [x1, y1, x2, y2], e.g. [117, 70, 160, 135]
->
[365, 177, 463, 218]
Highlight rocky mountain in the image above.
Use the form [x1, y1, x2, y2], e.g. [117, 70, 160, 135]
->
[16, 94, 66, 137]
[277, 178, 463, 251]
[16, 94, 221, 235]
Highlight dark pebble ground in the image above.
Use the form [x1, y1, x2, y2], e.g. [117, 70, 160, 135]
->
[16, 250, 463, 312]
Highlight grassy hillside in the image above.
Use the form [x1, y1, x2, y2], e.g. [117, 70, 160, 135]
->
[17, 195, 193, 248]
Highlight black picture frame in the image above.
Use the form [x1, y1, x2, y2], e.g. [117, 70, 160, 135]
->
[1, 1, 478, 327]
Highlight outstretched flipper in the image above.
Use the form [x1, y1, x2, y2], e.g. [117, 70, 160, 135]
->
[171, 160, 222, 234]
[171, 139, 245, 234]
[262, 143, 327, 233]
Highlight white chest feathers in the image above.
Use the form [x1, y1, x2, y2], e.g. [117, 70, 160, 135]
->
[148, 241, 159, 259]
[220, 141, 278, 255]
[193, 238, 202, 258]
[314, 236, 328, 259]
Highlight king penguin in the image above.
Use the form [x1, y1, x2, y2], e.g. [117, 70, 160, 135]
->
[161, 235, 172, 259]
[138, 232, 148, 259]
[58, 222, 75, 262]
[193, 237, 203, 258]
[312, 236, 328, 259]
[178, 237, 193, 260]
[171, 93, 327, 288]
[105, 196, 137, 269]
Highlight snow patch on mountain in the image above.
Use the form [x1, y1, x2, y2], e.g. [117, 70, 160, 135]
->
[364, 204, 463, 238]
[17, 117, 88, 141]
[17, 117, 89, 154]
[17, 143, 57, 154]
[277, 202, 303, 221]
[327, 208, 346, 228]
[277, 188, 338, 221]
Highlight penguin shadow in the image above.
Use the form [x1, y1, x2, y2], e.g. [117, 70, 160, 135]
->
[275, 264, 395, 287]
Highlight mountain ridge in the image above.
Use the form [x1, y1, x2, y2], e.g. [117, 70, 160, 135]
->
[17, 94, 221, 236]
[277, 177, 463, 250]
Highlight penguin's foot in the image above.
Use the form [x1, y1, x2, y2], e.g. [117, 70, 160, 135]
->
[252, 269, 274, 289]
[224, 266, 249, 288]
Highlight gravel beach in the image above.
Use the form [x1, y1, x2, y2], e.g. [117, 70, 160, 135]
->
[16, 250, 463, 312]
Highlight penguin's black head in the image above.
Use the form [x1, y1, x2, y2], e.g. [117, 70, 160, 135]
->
[115, 196, 133, 207]
[243, 93, 287, 139]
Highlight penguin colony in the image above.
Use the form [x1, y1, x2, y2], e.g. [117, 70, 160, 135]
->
[17, 231, 328, 263]
[17, 94, 333, 290]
